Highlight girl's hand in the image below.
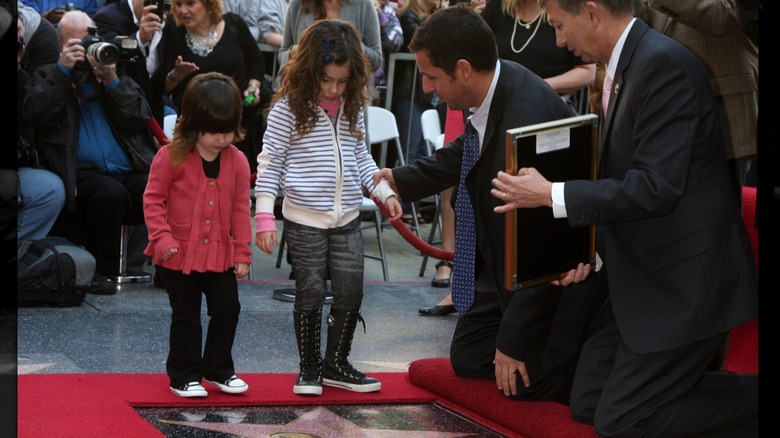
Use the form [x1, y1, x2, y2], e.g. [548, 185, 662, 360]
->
[162, 247, 179, 260]
[382, 195, 403, 222]
[255, 231, 277, 254]
[234, 262, 250, 279]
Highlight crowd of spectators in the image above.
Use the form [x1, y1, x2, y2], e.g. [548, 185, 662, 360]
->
[10, 1, 761, 435]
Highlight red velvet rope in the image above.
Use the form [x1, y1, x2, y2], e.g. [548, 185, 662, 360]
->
[148, 117, 170, 145]
[373, 199, 455, 262]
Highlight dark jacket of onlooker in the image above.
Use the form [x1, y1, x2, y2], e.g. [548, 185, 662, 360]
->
[23, 64, 157, 211]
[18, 2, 61, 73]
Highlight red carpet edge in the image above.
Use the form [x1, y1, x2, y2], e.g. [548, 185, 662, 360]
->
[18, 371, 517, 437]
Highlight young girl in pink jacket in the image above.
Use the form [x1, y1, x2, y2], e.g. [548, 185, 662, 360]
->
[144, 72, 252, 398]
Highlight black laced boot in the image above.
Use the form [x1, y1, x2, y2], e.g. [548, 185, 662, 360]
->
[322, 308, 381, 392]
[292, 308, 323, 395]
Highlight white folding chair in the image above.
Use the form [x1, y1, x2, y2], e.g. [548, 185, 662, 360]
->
[163, 114, 176, 141]
[420, 109, 442, 157]
[359, 196, 389, 281]
[366, 105, 407, 168]
[114, 225, 152, 284]
[365, 105, 422, 236]
[418, 114, 448, 275]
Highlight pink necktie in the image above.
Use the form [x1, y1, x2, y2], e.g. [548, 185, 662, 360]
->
[602, 74, 613, 116]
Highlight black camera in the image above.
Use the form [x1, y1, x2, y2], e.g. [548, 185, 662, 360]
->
[74, 27, 139, 71]
[61, 2, 78, 11]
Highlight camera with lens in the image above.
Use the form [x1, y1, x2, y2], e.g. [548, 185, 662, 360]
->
[74, 27, 139, 71]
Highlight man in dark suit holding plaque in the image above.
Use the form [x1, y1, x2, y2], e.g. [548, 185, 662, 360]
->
[492, 0, 758, 435]
[374, 4, 602, 404]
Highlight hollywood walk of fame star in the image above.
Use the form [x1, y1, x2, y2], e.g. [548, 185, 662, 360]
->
[160, 406, 476, 437]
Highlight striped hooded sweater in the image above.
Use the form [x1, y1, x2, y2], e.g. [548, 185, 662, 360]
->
[255, 98, 396, 229]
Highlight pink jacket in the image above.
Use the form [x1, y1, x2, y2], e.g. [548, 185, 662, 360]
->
[144, 145, 252, 274]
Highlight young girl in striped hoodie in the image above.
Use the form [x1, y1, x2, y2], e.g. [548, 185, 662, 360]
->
[254, 19, 402, 396]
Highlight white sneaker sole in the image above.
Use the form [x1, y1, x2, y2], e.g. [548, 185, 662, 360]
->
[293, 385, 323, 396]
[170, 387, 208, 398]
[204, 379, 248, 394]
[322, 378, 381, 392]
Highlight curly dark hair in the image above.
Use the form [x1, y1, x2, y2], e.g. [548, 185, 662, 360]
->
[273, 19, 371, 142]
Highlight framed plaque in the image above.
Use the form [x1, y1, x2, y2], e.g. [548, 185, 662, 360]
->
[504, 114, 598, 291]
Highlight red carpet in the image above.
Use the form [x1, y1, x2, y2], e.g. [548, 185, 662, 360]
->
[409, 358, 598, 438]
[723, 186, 759, 375]
[18, 372, 519, 437]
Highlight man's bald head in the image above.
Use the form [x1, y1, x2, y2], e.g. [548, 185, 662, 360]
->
[57, 10, 94, 43]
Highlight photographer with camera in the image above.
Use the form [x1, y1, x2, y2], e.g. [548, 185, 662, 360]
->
[23, 10, 158, 295]
[94, 0, 174, 128]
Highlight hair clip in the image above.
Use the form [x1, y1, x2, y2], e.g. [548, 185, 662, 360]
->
[321, 38, 335, 64]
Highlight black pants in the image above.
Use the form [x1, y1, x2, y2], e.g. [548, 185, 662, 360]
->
[159, 266, 241, 388]
[570, 289, 758, 437]
[449, 282, 580, 404]
[52, 168, 147, 276]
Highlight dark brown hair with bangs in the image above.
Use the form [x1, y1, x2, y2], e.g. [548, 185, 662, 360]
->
[167, 72, 245, 166]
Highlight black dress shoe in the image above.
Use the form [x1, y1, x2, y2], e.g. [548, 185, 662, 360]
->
[418, 304, 457, 316]
[431, 261, 453, 288]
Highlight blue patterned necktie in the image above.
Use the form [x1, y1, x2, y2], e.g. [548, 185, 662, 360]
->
[452, 119, 479, 315]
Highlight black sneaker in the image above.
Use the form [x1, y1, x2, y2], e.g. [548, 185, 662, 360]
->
[170, 381, 208, 398]
[204, 375, 248, 394]
[293, 372, 323, 396]
[89, 273, 117, 295]
[322, 364, 381, 392]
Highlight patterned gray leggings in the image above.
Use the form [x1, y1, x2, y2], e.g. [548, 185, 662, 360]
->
[284, 217, 364, 311]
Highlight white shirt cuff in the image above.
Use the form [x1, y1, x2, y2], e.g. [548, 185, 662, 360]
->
[551, 182, 567, 218]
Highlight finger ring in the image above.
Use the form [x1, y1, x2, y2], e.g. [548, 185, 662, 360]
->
[502, 192, 506, 200]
